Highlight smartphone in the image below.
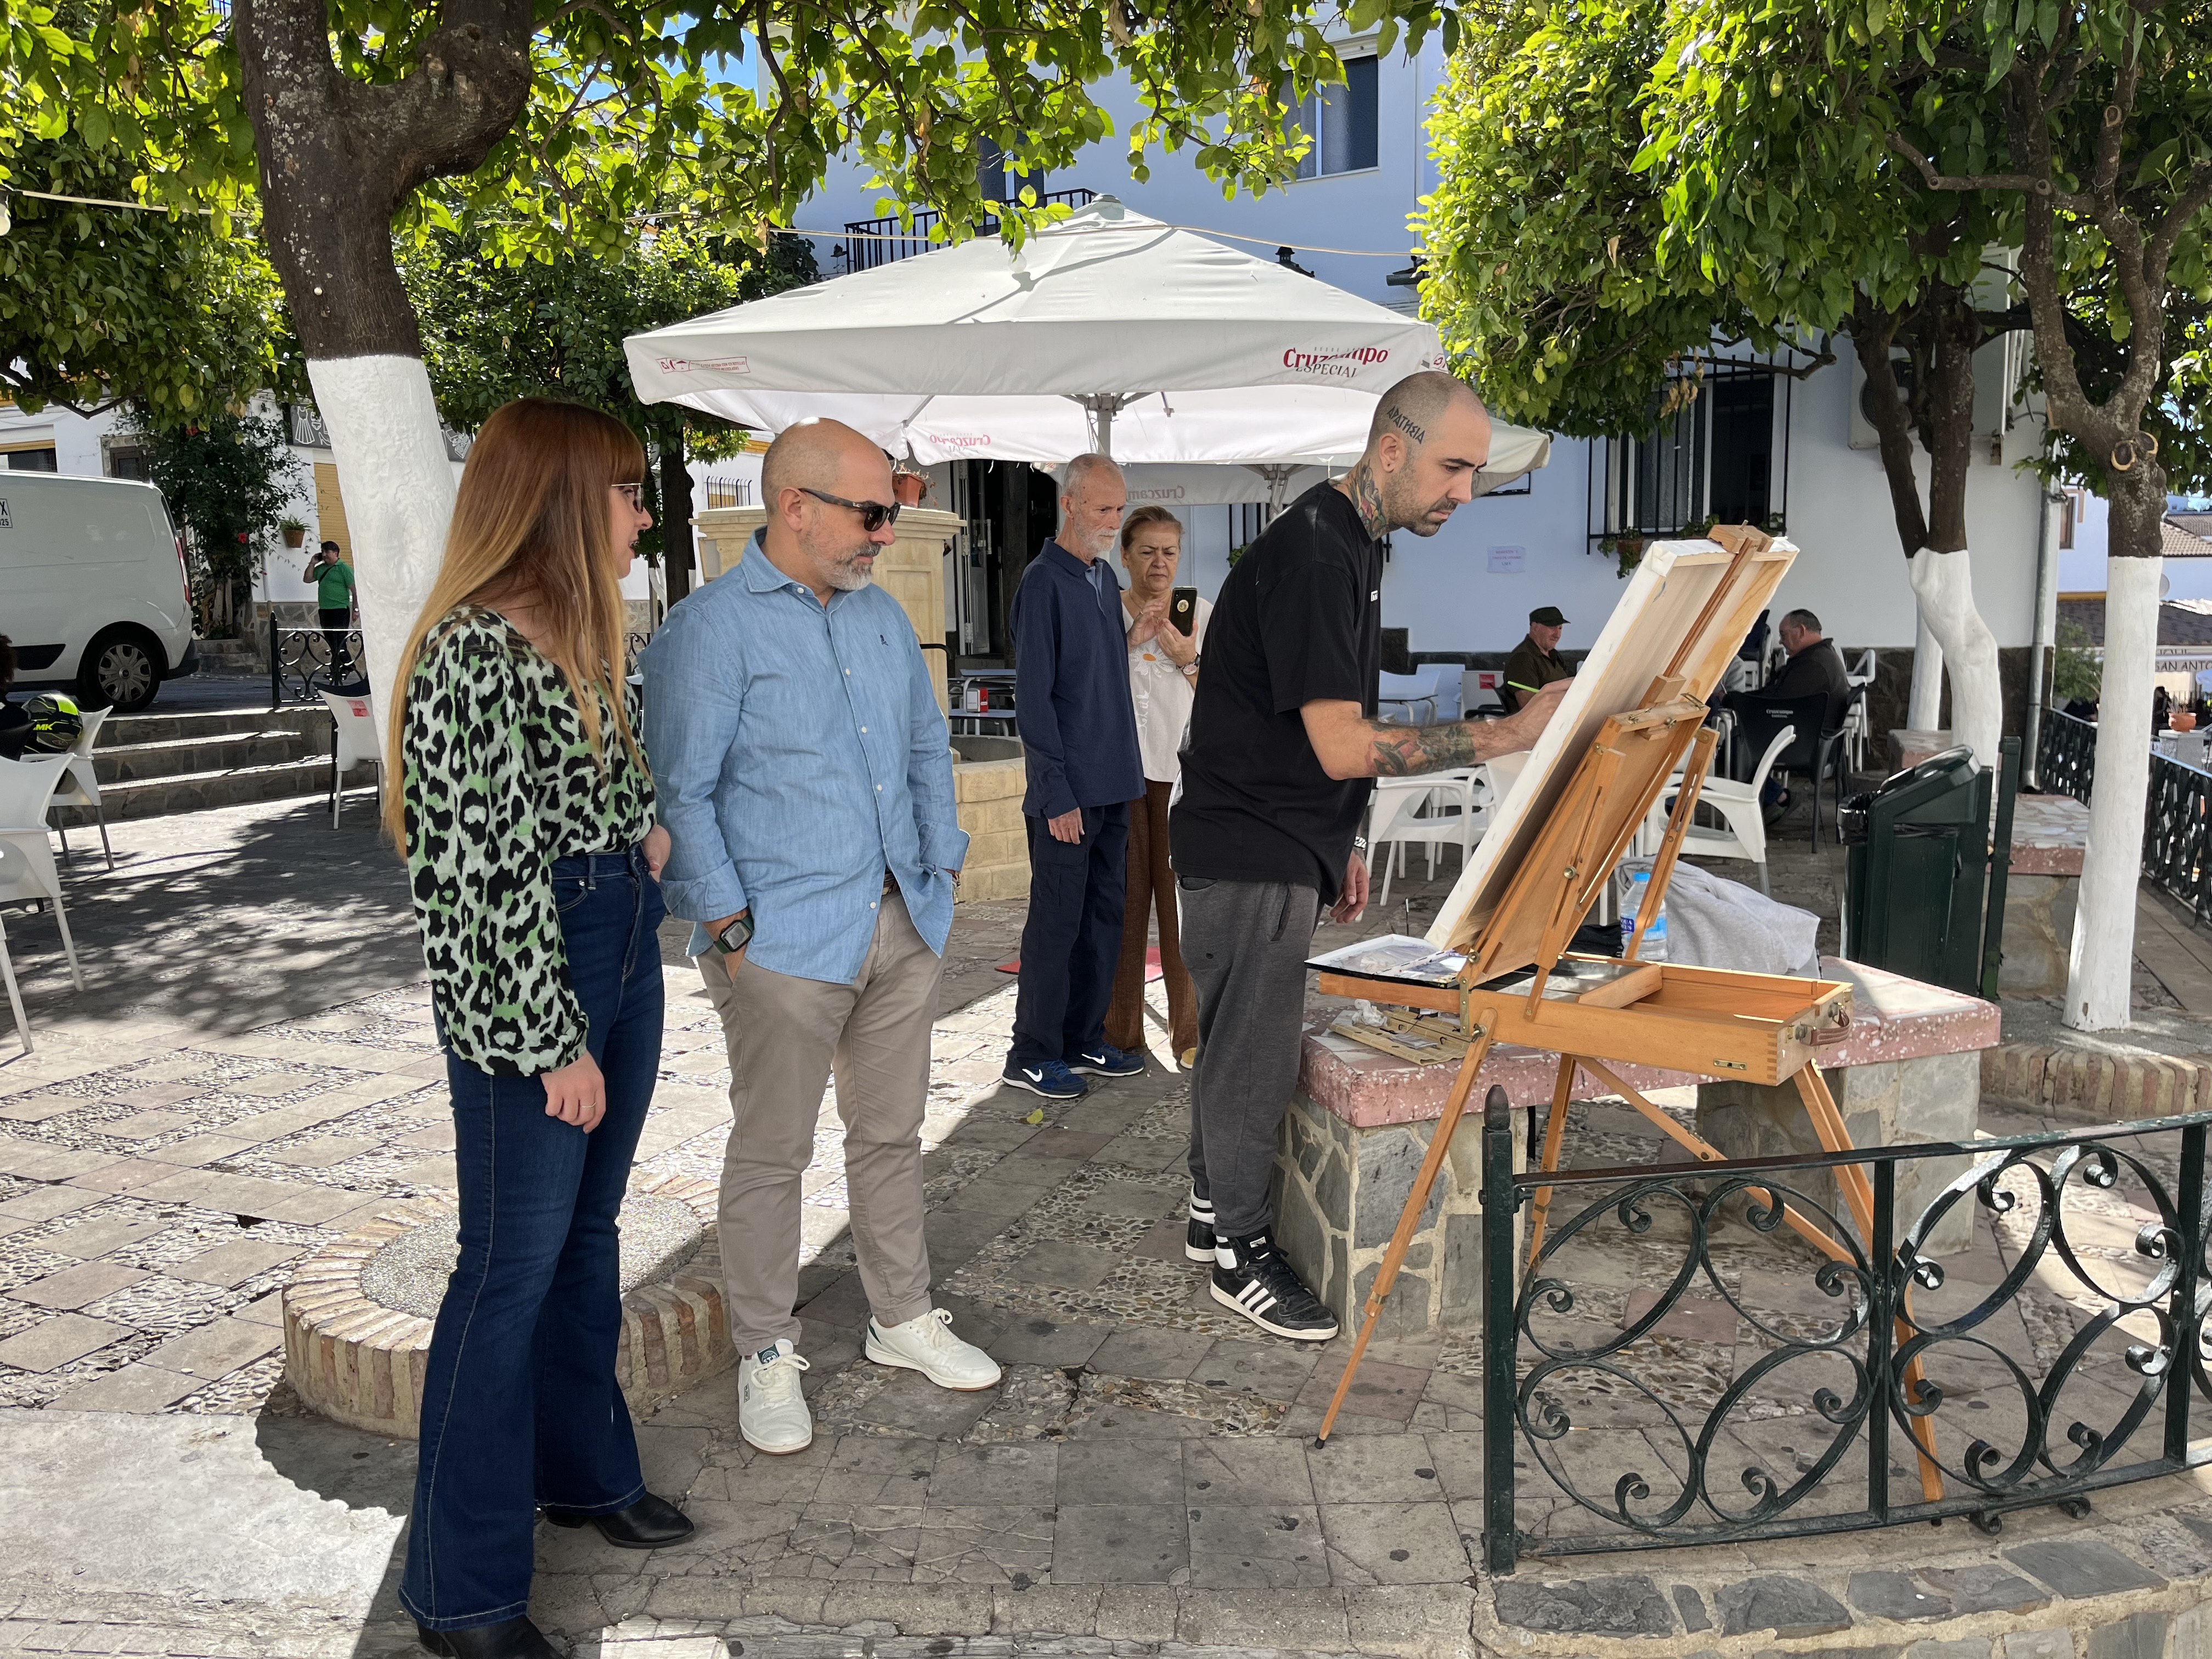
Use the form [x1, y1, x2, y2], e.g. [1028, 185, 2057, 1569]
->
[1170, 586, 1198, 636]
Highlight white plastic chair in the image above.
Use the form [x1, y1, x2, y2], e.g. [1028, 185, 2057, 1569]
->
[0, 843, 32, 1053]
[1376, 669, 1442, 726]
[318, 690, 383, 828]
[1641, 724, 1796, 895]
[0, 753, 85, 993]
[1844, 650, 1877, 773]
[49, 705, 114, 871]
[1368, 773, 1488, 906]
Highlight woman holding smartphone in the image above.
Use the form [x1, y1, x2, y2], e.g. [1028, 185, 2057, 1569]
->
[386, 397, 690, 1659]
[1104, 505, 1209, 1066]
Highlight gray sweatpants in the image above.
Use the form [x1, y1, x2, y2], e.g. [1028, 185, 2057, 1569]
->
[1180, 877, 1323, 1239]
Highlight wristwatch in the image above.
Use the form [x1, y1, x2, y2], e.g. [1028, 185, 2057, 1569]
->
[1352, 836, 1369, 853]
[711, 913, 754, 955]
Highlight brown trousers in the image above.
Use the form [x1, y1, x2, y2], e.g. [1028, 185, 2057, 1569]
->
[1104, 779, 1199, 1057]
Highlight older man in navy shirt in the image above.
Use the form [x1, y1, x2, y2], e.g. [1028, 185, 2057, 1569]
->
[1003, 453, 1145, 1101]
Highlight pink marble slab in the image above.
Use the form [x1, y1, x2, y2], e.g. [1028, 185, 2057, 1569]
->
[2007, 795, 2089, 876]
[1301, 956, 2002, 1130]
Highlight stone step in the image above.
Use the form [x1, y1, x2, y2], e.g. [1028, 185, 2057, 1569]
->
[99, 706, 330, 747]
[89, 728, 326, 785]
[51, 754, 375, 826]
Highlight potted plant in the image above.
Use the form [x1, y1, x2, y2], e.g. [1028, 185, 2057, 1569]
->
[279, 515, 307, 549]
[891, 460, 928, 507]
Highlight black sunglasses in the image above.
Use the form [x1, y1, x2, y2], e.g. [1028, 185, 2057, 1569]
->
[799, 486, 901, 534]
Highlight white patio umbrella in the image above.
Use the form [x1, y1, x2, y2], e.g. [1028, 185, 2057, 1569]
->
[1067, 421, 1554, 512]
[625, 194, 1453, 462]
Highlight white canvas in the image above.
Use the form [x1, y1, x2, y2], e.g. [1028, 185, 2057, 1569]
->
[1424, 536, 1798, 951]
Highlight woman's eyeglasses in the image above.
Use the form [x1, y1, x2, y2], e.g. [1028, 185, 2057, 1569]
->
[613, 482, 645, 509]
[799, 487, 901, 534]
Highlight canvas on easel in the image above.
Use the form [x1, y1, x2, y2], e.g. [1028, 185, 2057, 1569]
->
[1306, 527, 1943, 1499]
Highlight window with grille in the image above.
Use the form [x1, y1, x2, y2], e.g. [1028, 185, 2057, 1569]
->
[1590, 363, 1791, 543]
[705, 478, 750, 509]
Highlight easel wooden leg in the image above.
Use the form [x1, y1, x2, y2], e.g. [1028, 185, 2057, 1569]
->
[1523, 1056, 1577, 1269]
[1572, 1057, 1856, 1267]
[1791, 1066, 1945, 1502]
[1315, 1022, 1497, 1447]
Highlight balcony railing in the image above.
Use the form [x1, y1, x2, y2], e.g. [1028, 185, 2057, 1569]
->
[2038, 708, 2212, 924]
[839, 188, 1098, 274]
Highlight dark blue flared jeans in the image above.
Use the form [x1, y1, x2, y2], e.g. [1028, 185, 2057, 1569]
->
[400, 847, 666, 1632]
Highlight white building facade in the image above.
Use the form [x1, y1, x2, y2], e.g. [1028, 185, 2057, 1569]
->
[795, 40, 2058, 667]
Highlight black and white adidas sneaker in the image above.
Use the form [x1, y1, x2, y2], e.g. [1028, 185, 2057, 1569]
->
[1210, 1231, 1340, 1341]
[1185, 1191, 1217, 1264]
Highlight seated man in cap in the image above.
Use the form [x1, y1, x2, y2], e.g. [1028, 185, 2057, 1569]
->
[1502, 607, 1573, 713]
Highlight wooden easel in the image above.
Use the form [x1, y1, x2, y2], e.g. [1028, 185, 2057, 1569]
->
[1310, 527, 1943, 1501]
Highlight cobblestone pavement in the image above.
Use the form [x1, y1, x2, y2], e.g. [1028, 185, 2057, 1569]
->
[3, 798, 2212, 1658]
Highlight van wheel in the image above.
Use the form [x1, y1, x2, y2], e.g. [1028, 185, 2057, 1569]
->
[78, 627, 163, 712]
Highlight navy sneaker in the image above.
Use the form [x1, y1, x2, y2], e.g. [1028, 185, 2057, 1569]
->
[1071, 1042, 1144, 1078]
[1002, 1060, 1088, 1100]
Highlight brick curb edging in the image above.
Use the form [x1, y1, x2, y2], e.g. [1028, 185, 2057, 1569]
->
[1981, 1040, 2212, 1123]
[281, 1171, 733, 1437]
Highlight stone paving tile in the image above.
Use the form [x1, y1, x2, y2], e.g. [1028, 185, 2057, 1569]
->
[0, 1312, 133, 1372]
[6, 1261, 152, 1311]
[44, 1361, 200, 1412]
[1049, 1506, 1187, 1584]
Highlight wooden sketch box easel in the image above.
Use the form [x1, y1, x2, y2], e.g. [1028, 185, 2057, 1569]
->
[1306, 527, 1941, 1495]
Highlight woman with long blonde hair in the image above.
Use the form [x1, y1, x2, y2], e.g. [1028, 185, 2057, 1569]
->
[388, 398, 690, 1659]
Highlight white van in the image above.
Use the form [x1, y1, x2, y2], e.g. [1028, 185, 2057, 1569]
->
[0, 472, 198, 712]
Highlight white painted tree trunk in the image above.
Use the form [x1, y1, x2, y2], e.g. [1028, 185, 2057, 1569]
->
[1909, 608, 1945, 731]
[2064, 554, 2163, 1031]
[305, 356, 458, 757]
[1905, 548, 2001, 768]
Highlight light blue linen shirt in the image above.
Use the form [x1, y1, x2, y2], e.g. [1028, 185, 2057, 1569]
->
[640, 531, 968, 983]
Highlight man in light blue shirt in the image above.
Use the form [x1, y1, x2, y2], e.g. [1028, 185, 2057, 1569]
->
[642, 419, 1000, 1458]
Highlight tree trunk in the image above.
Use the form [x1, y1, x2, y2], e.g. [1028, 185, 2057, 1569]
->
[2064, 470, 2169, 1031]
[1852, 295, 2005, 767]
[233, 0, 532, 749]
[661, 431, 693, 608]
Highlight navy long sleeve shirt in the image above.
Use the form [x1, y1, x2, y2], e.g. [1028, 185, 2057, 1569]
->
[1010, 539, 1144, 819]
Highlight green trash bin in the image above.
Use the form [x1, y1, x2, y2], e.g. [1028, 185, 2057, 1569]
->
[1841, 747, 1995, 995]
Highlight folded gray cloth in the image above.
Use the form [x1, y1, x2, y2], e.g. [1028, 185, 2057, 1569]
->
[1660, 860, 1821, 977]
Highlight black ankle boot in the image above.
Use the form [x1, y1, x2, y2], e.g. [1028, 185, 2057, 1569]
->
[540, 1491, 695, 1549]
[415, 1615, 559, 1658]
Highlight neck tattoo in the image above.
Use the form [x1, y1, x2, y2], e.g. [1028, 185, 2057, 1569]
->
[1342, 463, 1390, 540]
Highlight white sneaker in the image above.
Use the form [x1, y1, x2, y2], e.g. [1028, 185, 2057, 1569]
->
[737, 1339, 812, 1454]
[864, 1308, 1002, 1392]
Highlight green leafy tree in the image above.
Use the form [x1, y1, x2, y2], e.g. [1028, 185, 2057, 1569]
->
[3, 0, 1466, 732]
[0, 135, 298, 417]
[119, 407, 306, 637]
[1642, 0, 2212, 1031]
[1420, 0, 2021, 771]
[404, 222, 816, 603]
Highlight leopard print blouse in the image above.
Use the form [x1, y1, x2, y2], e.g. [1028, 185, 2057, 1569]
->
[402, 607, 654, 1076]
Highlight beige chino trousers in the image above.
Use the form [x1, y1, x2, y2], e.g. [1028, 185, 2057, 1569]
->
[697, 889, 943, 1356]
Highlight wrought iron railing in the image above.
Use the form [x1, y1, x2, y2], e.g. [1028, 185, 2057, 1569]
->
[2038, 707, 2097, 804]
[839, 188, 1097, 273]
[1475, 1085, 2212, 1572]
[2035, 707, 2212, 922]
[269, 619, 366, 706]
[2148, 748, 2212, 926]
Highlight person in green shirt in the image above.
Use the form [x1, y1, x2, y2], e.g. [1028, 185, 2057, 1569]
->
[303, 539, 358, 682]
[1502, 604, 1573, 712]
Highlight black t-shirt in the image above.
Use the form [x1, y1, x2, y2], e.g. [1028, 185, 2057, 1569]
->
[1170, 482, 1380, 902]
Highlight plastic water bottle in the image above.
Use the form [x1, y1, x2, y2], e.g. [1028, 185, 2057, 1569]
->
[1618, 860, 1668, 961]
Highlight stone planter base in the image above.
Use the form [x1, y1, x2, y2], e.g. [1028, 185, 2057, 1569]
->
[283, 1171, 732, 1437]
[1272, 1087, 1527, 1342]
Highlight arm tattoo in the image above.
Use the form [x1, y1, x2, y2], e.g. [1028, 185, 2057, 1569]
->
[1368, 718, 1486, 777]
[1343, 462, 1390, 539]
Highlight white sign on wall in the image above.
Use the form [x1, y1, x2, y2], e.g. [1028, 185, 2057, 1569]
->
[1487, 545, 1526, 574]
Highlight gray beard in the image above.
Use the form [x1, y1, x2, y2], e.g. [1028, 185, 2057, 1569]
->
[826, 560, 876, 592]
